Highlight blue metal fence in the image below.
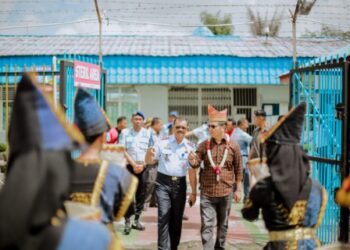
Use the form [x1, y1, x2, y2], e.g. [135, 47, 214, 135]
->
[0, 54, 106, 135]
[59, 56, 106, 123]
[291, 59, 348, 244]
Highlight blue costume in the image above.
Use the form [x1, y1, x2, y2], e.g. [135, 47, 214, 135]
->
[242, 102, 327, 250]
[71, 88, 137, 225]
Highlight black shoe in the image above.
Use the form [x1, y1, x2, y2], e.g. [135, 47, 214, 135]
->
[150, 202, 158, 208]
[132, 220, 145, 231]
[182, 214, 189, 221]
[124, 219, 131, 235]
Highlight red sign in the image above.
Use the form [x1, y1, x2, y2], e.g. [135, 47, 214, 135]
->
[74, 61, 101, 90]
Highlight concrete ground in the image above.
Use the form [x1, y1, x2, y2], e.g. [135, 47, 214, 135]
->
[114, 198, 268, 250]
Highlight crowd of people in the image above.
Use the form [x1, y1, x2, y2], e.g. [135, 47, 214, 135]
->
[0, 73, 328, 250]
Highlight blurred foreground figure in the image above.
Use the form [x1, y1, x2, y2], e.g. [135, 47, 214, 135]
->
[242, 102, 327, 250]
[0, 74, 118, 250]
[71, 88, 137, 229]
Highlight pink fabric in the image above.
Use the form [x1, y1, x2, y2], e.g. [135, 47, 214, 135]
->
[106, 128, 118, 144]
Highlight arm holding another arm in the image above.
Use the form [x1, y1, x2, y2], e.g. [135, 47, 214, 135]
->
[188, 142, 205, 168]
[145, 147, 157, 165]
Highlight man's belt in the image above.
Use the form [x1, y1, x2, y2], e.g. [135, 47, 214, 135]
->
[158, 172, 186, 182]
[268, 227, 316, 242]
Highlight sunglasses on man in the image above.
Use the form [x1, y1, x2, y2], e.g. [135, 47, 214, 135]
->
[208, 123, 225, 129]
[175, 126, 187, 130]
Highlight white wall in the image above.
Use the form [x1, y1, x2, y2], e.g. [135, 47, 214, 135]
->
[257, 84, 289, 126]
[257, 85, 289, 113]
[137, 85, 168, 122]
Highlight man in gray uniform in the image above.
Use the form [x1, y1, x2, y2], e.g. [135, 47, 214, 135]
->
[146, 117, 197, 250]
[119, 111, 154, 234]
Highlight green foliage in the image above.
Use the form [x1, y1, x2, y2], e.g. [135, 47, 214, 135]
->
[200, 11, 233, 36]
[247, 7, 283, 37]
[0, 143, 7, 153]
[304, 26, 350, 38]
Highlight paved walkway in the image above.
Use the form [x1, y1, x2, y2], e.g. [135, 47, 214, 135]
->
[115, 198, 268, 250]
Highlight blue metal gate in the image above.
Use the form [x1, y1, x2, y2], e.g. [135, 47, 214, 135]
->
[59, 60, 106, 123]
[290, 61, 350, 244]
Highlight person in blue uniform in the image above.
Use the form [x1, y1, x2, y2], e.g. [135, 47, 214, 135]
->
[231, 118, 252, 202]
[71, 88, 138, 228]
[119, 111, 155, 234]
[146, 117, 197, 250]
[241, 102, 327, 250]
[0, 74, 117, 250]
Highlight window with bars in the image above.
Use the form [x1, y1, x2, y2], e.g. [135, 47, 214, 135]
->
[233, 88, 257, 106]
[168, 87, 258, 134]
[0, 85, 16, 131]
[168, 87, 198, 130]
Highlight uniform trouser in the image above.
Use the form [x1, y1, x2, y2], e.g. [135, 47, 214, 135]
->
[243, 168, 250, 199]
[200, 192, 233, 250]
[156, 172, 186, 250]
[145, 165, 158, 205]
[125, 164, 148, 219]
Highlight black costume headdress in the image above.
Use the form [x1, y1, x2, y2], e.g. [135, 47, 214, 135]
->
[0, 73, 84, 249]
[260, 102, 309, 210]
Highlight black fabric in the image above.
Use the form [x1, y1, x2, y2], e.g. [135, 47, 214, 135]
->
[156, 172, 187, 250]
[72, 161, 134, 222]
[0, 148, 72, 249]
[111, 164, 134, 217]
[242, 177, 313, 250]
[266, 144, 309, 210]
[266, 102, 306, 145]
[0, 74, 73, 249]
[125, 164, 147, 218]
[71, 161, 100, 194]
[144, 165, 158, 205]
[7, 74, 41, 171]
[22, 217, 67, 250]
[264, 102, 308, 210]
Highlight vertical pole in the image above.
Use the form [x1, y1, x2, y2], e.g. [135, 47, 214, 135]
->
[43, 64, 46, 86]
[14, 65, 17, 91]
[289, 70, 294, 109]
[60, 61, 67, 112]
[339, 62, 350, 243]
[198, 87, 202, 127]
[291, 0, 300, 69]
[292, 18, 297, 69]
[94, 0, 103, 67]
[52, 63, 56, 104]
[5, 65, 8, 136]
[103, 71, 107, 110]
